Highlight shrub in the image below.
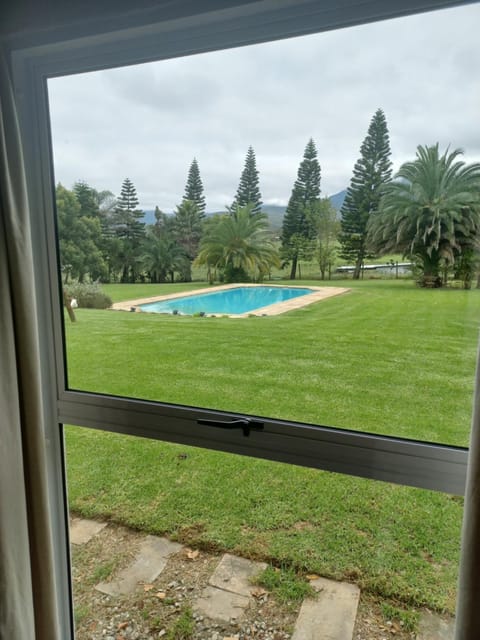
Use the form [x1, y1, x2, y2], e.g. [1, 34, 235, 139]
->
[64, 282, 112, 309]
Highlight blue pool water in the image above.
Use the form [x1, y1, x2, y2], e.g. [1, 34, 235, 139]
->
[139, 286, 314, 315]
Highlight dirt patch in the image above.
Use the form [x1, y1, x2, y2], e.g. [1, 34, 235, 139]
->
[72, 521, 419, 640]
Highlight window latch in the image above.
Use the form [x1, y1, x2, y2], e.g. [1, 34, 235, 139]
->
[197, 418, 264, 437]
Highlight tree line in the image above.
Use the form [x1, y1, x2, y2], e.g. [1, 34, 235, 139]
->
[57, 108, 480, 288]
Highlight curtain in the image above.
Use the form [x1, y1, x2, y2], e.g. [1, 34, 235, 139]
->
[455, 354, 480, 639]
[0, 48, 61, 639]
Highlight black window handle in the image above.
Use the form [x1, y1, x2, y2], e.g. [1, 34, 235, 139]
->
[197, 418, 264, 437]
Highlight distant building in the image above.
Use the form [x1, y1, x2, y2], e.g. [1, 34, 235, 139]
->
[336, 262, 413, 276]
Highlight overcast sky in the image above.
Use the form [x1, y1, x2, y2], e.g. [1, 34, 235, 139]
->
[48, 3, 480, 212]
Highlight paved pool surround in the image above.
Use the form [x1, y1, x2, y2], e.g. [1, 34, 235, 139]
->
[111, 283, 349, 317]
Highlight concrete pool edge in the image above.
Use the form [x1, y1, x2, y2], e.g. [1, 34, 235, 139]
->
[110, 283, 350, 317]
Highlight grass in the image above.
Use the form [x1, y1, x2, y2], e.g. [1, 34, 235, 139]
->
[64, 279, 480, 612]
[70, 279, 479, 445]
[166, 607, 194, 640]
[73, 604, 90, 627]
[89, 561, 116, 584]
[381, 602, 420, 632]
[255, 565, 316, 605]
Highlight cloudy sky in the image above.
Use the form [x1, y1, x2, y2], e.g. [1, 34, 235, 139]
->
[48, 3, 480, 212]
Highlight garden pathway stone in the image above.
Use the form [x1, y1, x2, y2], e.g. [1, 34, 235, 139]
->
[417, 611, 455, 639]
[70, 517, 107, 545]
[95, 535, 182, 596]
[72, 519, 368, 636]
[291, 577, 360, 640]
[208, 553, 267, 597]
[194, 585, 250, 621]
[193, 553, 267, 622]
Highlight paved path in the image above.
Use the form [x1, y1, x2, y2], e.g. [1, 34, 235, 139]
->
[70, 517, 454, 640]
[194, 553, 268, 622]
[417, 611, 455, 639]
[70, 517, 107, 544]
[96, 535, 182, 596]
[291, 577, 360, 640]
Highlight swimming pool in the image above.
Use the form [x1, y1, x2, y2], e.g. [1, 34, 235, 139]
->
[138, 285, 314, 315]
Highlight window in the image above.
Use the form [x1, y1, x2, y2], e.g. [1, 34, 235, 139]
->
[47, 7, 479, 453]
[10, 1, 478, 636]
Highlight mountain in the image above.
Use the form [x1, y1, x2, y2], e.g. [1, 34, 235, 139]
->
[141, 190, 347, 230]
[260, 204, 285, 230]
[329, 189, 347, 211]
[142, 209, 158, 226]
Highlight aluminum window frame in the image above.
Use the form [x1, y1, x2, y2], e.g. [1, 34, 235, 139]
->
[9, 2, 475, 634]
[12, 0, 472, 494]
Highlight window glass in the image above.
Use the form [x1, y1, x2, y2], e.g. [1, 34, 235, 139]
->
[48, 3, 480, 446]
[66, 426, 462, 638]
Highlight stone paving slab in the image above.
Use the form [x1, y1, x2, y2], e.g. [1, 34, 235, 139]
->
[291, 577, 360, 640]
[194, 585, 250, 622]
[70, 518, 107, 545]
[194, 553, 267, 622]
[417, 611, 455, 639]
[209, 553, 267, 597]
[96, 535, 182, 596]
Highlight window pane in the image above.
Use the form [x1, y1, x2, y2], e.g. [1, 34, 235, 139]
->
[49, 4, 480, 446]
[66, 426, 460, 638]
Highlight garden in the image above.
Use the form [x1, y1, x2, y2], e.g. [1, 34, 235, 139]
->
[65, 278, 479, 618]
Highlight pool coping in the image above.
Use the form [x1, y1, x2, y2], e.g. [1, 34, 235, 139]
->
[110, 283, 350, 317]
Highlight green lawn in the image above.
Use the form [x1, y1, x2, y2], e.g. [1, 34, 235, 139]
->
[64, 279, 479, 612]
[68, 279, 479, 445]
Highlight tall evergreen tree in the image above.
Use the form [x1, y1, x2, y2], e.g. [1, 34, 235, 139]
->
[340, 108, 392, 279]
[281, 138, 321, 279]
[173, 199, 205, 281]
[183, 158, 206, 216]
[73, 181, 101, 218]
[109, 178, 145, 282]
[232, 146, 263, 217]
[153, 206, 175, 237]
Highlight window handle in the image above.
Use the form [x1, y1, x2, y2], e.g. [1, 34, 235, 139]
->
[197, 418, 264, 437]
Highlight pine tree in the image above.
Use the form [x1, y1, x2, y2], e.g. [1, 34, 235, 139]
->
[183, 158, 206, 216]
[340, 108, 392, 279]
[173, 199, 204, 281]
[281, 138, 321, 279]
[116, 177, 141, 213]
[232, 146, 263, 216]
[73, 181, 100, 218]
[109, 178, 145, 282]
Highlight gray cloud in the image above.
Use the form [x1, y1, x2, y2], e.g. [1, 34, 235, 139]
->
[48, 3, 480, 212]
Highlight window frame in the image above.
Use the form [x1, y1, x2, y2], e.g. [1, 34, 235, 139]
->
[13, 0, 471, 492]
[9, 1, 474, 635]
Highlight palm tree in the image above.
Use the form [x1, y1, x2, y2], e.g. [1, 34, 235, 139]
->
[367, 144, 480, 287]
[195, 205, 279, 283]
[141, 230, 189, 283]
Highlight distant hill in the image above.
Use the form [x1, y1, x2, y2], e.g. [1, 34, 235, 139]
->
[260, 204, 285, 231]
[329, 189, 347, 211]
[142, 209, 159, 226]
[142, 189, 346, 230]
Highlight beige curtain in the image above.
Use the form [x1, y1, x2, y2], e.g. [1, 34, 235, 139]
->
[455, 354, 480, 639]
[0, 48, 60, 639]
